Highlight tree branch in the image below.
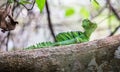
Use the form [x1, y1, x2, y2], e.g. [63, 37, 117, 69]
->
[45, 0, 56, 41]
[0, 35, 119, 72]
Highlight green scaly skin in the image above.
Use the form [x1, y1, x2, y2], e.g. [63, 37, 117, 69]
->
[25, 19, 97, 50]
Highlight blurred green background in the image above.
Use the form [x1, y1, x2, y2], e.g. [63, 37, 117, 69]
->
[0, 0, 119, 51]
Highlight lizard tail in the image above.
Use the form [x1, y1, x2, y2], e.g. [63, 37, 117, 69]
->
[25, 41, 54, 49]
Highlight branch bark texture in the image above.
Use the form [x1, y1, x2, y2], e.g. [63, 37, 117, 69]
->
[0, 35, 120, 72]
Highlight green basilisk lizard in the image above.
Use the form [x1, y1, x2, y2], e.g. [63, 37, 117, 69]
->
[25, 19, 97, 49]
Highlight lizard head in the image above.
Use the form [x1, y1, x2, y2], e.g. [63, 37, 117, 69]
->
[82, 19, 97, 37]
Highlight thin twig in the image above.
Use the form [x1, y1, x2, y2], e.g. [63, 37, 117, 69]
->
[109, 24, 120, 36]
[6, 31, 10, 51]
[14, 0, 35, 11]
[107, 0, 120, 36]
[45, 0, 56, 41]
[107, 1, 120, 20]
[92, 7, 106, 19]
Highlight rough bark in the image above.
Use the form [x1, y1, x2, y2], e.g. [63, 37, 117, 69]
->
[0, 35, 120, 72]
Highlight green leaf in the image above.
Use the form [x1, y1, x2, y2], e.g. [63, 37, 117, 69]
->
[8, 0, 14, 3]
[36, 0, 46, 13]
[19, 0, 32, 4]
[91, 0, 100, 9]
[80, 7, 90, 18]
[65, 8, 75, 17]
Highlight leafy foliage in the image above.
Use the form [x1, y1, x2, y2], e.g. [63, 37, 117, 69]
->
[19, 0, 32, 4]
[80, 7, 90, 18]
[36, 0, 46, 13]
[65, 8, 75, 17]
[8, 0, 14, 3]
[91, 0, 100, 9]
